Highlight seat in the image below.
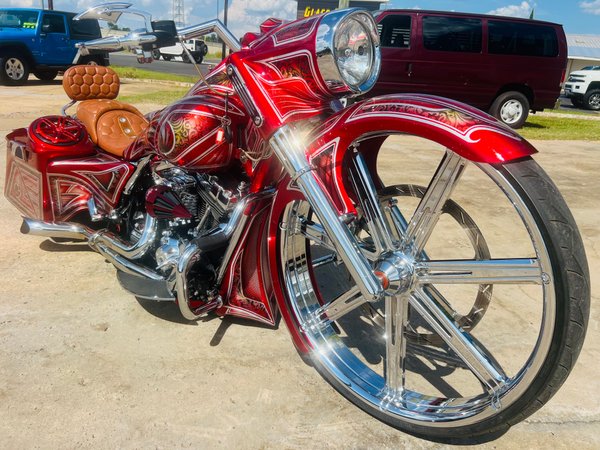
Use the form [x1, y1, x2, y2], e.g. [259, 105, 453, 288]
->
[62, 65, 149, 157]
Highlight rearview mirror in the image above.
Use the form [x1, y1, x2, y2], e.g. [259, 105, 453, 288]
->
[74, 2, 153, 33]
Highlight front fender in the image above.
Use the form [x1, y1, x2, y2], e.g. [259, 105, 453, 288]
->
[305, 94, 537, 214]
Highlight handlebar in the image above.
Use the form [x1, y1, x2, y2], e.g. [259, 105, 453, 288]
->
[76, 33, 157, 55]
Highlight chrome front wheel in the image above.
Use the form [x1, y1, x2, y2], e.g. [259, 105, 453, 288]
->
[278, 144, 588, 440]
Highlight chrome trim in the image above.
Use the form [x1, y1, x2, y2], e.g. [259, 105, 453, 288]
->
[22, 214, 157, 261]
[270, 125, 383, 302]
[21, 218, 92, 240]
[21, 217, 164, 281]
[315, 9, 381, 95]
[89, 214, 157, 260]
[96, 243, 164, 281]
[178, 20, 240, 52]
[213, 189, 275, 284]
[226, 64, 263, 127]
[77, 33, 157, 52]
[175, 243, 222, 320]
[74, 3, 153, 33]
[123, 156, 152, 195]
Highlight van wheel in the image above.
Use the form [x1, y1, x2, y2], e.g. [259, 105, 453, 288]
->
[490, 91, 529, 129]
[0, 55, 30, 86]
[583, 90, 600, 111]
[33, 70, 58, 81]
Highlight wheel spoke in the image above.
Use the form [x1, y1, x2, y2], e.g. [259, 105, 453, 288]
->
[410, 288, 507, 393]
[384, 295, 409, 396]
[349, 152, 397, 255]
[402, 151, 466, 256]
[294, 217, 336, 252]
[416, 258, 543, 285]
[302, 286, 365, 331]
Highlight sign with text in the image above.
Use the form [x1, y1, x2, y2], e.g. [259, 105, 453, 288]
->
[296, 1, 383, 19]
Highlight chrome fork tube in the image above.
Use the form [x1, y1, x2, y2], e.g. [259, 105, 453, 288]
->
[270, 125, 384, 302]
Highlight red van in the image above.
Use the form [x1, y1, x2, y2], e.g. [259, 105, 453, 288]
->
[371, 10, 568, 128]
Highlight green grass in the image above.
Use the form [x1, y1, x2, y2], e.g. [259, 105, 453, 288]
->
[520, 115, 600, 140]
[542, 107, 600, 117]
[119, 87, 190, 104]
[111, 65, 197, 84]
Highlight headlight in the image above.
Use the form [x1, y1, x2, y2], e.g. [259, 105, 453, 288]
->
[316, 9, 380, 96]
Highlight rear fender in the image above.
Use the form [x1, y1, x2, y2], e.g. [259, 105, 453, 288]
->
[306, 94, 537, 215]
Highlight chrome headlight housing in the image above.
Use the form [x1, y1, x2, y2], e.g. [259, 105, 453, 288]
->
[315, 9, 381, 96]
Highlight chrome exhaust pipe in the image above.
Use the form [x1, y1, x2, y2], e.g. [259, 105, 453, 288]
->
[21, 215, 162, 279]
[21, 218, 92, 240]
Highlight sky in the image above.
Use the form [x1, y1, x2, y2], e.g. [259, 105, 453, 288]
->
[0, 1, 598, 36]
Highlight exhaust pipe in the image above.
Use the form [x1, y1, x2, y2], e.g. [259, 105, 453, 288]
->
[21, 216, 163, 280]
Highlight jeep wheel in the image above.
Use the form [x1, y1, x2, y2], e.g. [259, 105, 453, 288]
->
[33, 70, 58, 81]
[163, 55, 173, 61]
[151, 49, 161, 60]
[583, 89, 600, 111]
[193, 54, 204, 64]
[490, 91, 530, 129]
[0, 55, 30, 86]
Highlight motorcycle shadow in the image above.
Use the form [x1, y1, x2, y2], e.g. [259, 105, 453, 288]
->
[39, 239, 93, 252]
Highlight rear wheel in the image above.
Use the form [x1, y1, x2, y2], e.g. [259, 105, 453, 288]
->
[583, 89, 600, 111]
[163, 55, 173, 61]
[0, 55, 29, 85]
[278, 139, 589, 441]
[490, 91, 529, 129]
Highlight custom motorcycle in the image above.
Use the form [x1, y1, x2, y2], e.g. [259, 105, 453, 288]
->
[4, 3, 590, 441]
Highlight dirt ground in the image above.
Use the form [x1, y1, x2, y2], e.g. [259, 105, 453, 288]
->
[0, 81, 598, 449]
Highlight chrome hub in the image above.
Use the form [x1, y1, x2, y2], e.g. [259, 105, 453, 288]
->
[374, 252, 415, 296]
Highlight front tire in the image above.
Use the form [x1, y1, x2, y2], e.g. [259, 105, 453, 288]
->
[278, 145, 589, 441]
[490, 91, 529, 129]
[0, 55, 30, 85]
[583, 89, 600, 111]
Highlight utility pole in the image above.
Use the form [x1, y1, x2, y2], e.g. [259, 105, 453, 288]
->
[47, 0, 54, 10]
[173, 0, 185, 28]
[221, 0, 228, 60]
[339, 0, 350, 8]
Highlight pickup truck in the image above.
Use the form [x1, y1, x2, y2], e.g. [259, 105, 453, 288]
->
[0, 8, 108, 85]
[564, 66, 600, 111]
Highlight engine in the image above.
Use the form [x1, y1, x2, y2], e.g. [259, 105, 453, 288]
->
[142, 164, 249, 298]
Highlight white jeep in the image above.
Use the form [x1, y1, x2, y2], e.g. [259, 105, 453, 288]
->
[564, 66, 600, 111]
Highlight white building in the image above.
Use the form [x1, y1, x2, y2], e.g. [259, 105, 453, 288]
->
[567, 34, 600, 74]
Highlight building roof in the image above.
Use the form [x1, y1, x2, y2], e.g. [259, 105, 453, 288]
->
[567, 34, 600, 61]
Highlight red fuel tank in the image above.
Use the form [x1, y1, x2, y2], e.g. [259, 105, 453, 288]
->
[149, 93, 248, 171]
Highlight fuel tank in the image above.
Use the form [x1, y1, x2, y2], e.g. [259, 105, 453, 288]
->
[145, 91, 248, 171]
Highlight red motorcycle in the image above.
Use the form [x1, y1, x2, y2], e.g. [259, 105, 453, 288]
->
[4, 3, 589, 441]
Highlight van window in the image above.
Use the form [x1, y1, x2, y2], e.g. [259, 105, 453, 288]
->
[42, 14, 66, 34]
[488, 21, 558, 57]
[423, 16, 482, 53]
[378, 14, 411, 48]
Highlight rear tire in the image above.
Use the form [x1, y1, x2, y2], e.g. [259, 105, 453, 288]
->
[583, 89, 600, 111]
[490, 91, 529, 129]
[0, 55, 30, 85]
